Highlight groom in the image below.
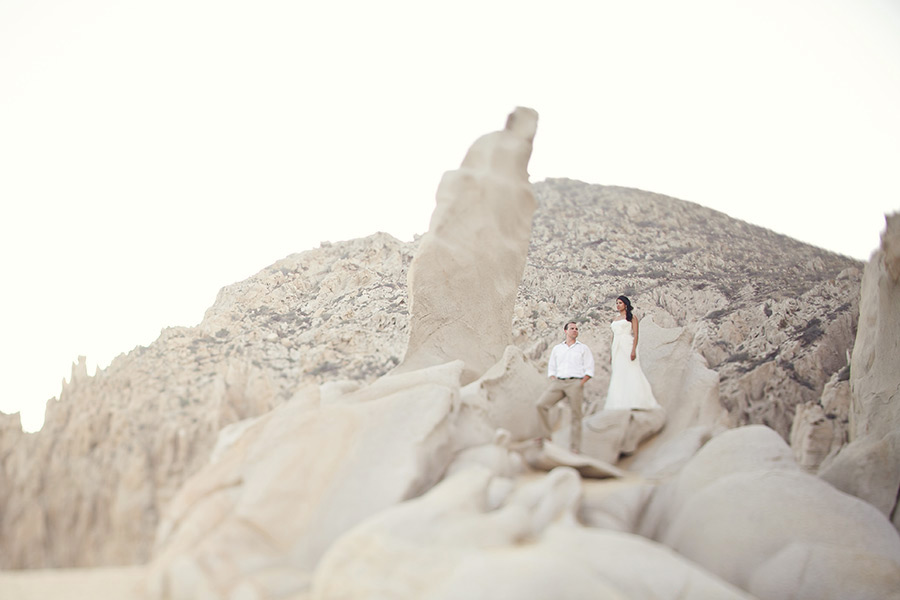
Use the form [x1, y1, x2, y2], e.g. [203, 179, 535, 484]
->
[536, 321, 594, 452]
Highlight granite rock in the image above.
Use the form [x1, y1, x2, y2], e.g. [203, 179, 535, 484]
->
[0, 110, 871, 598]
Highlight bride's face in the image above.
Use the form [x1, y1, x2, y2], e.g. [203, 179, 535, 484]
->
[615, 299, 625, 312]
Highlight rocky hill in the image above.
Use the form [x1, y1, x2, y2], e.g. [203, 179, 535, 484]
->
[0, 178, 861, 569]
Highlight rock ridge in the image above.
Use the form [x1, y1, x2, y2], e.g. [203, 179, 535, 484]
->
[0, 179, 862, 569]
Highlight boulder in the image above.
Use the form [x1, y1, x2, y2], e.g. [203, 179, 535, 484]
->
[456, 344, 548, 448]
[310, 466, 752, 600]
[637, 317, 728, 442]
[582, 407, 666, 464]
[146, 361, 464, 600]
[640, 426, 900, 598]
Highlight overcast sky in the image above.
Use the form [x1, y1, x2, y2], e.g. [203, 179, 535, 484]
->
[2, 0, 899, 431]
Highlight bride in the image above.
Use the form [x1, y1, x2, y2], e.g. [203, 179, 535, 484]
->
[603, 295, 661, 410]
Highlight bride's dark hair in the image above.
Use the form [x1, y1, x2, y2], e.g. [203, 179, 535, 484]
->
[618, 295, 634, 322]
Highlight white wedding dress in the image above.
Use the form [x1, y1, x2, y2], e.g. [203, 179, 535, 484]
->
[603, 318, 661, 410]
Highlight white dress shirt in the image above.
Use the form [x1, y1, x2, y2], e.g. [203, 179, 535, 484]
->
[547, 341, 595, 379]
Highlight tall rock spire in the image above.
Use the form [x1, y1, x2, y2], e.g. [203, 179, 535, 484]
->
[394, 107, 539, 384]
[820, 212, 900, 530]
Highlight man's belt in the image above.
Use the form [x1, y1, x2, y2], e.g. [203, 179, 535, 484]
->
[558, 377, 582, 380]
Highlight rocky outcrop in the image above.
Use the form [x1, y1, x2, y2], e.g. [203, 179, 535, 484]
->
[518, 180, 861, 438]
[0, 234, 415, 568]
[0, 352, 283, 568]
[147, 361, 465, 599]
[2, 108, 897, 600]
[789, 369, 851, 471]
[640, 426, 900, 600]
[141, 111, 895, 600]
[394, 106, 538, 384]
[310, 466, 754, 600]
[146, 109, 544, 598]
[0, 141, 862, 570]
[820, 212, 900, 529]
[308, 426, 900, 600]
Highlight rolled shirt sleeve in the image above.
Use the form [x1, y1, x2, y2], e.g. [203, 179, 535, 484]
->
[582, 345, 595, 378]
[547, 344, 560, 377]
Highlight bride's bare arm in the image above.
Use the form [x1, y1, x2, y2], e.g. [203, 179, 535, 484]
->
[631, 316, 639, 360]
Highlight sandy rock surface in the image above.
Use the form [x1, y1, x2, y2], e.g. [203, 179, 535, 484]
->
[4, 109, 894, 600]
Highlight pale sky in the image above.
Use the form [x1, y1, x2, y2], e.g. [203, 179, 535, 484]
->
[2, 0, 899, 432]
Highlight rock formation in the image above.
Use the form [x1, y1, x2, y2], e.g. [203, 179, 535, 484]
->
[3, 108, 894, 600]
[0, 180, 862, 572]
[639, 426, 900, 599]
[0, 179, 863, 570]
[394, 106, 538, 384]
[147, 361, 466, 598]
[0, 233, 414, 568]
[310, 466, 755, 600]
[789, 369, 851, 471]
[819, 212, 900, 529]
[144, 108, 542, 599]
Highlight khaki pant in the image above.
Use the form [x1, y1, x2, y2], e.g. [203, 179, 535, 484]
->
[536, 378, 584, 451]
